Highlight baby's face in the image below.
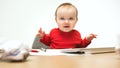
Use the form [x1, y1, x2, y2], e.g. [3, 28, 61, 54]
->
[56, 6, 77, 32]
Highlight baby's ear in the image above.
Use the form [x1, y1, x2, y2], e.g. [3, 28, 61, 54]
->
[76, 17, 78, 22]
[55, 17, 57, 22]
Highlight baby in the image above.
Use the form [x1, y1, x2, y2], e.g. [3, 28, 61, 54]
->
[37, 3, 97, 49]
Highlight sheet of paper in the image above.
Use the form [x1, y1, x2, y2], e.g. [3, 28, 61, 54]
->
[30, 47, 115, 56]
[30, 49, 86, 56]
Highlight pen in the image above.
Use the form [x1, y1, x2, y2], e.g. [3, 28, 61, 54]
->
[40, 47, 46, 52]
[31, 49, 39, 52]
[30, 47, 46, 52]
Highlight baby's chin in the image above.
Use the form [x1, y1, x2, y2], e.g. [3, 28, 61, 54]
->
[60, 28, 73, 32]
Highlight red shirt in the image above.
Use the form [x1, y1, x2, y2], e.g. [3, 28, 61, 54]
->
[40, 28, 91, 49]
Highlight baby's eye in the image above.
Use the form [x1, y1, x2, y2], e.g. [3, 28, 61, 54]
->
[69, 17, 73, 20]
[60, 18, 65, 20]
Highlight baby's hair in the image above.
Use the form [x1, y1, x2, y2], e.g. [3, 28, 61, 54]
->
[55, 2, 78, 18]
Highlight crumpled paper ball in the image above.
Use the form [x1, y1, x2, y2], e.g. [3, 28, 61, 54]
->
[0, 40, 29, 62]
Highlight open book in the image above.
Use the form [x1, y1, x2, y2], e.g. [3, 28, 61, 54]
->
[61, 47, 115, 54]
[30, 47, 115, 56]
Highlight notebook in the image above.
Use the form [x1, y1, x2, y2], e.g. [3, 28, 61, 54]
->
[61, 47, 115, 54]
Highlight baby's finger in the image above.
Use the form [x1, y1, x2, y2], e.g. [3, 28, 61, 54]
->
[37, 34, 40, 37]
[38, 28, 42, 33]
[93, 34, 97, 38]
[90, 34, 97, 38]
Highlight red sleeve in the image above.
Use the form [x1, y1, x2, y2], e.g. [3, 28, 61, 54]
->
[40, 34, 51, 46]
[81, 37, 91, 48]
[74, 30, 91, 48]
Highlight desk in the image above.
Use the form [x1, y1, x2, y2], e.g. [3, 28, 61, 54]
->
[0, 53, 120, 68]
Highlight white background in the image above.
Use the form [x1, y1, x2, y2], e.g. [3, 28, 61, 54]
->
[0, 0, 120, 48]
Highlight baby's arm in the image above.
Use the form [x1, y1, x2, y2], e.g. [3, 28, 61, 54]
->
[37, 28, 45, 39]
[86, 33, 97, 42]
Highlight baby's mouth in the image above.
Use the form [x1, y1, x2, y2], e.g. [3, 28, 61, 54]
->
[63, 26, 70, 28]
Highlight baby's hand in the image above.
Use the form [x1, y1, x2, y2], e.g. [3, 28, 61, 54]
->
[86, 33, 97, 42]
[37, 28, 45, 39]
